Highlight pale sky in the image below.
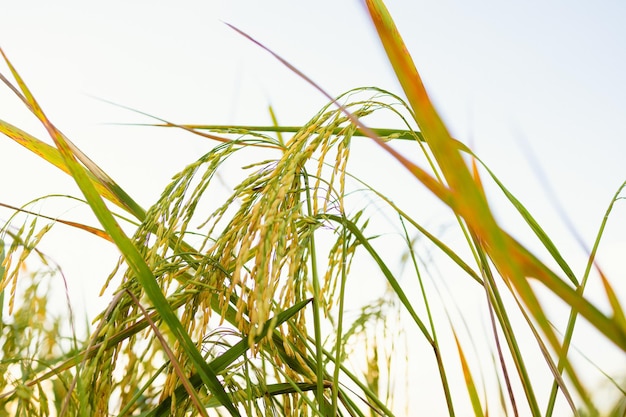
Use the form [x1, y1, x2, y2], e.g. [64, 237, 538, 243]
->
[1, 1, 625, 415]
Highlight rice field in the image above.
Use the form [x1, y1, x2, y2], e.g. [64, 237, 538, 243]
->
[1, 1, 624, 416]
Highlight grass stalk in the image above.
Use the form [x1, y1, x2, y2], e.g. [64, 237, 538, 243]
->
[331, 217, 349, 415]
[545, 180, 626, 416]
[303, 169, 330, 415]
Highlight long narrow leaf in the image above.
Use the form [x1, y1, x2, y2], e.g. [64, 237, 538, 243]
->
[0, 201, 112, 242]
[0, 119, 132, 213]
[452, 330, 484, 417]
[147, 123, 425, 141]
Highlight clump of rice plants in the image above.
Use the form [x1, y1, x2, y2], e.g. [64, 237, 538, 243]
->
[1, 1, 624, 416]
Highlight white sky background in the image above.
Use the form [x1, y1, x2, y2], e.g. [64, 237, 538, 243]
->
[1, 0, 625, 415]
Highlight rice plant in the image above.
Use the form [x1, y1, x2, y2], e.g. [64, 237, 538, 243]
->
[1, 1, 624, 416]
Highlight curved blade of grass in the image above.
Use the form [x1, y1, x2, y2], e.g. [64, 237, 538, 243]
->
[0, 201, 112, 242]
[0, 50, 240, 417]
[452, 330, 484, 417]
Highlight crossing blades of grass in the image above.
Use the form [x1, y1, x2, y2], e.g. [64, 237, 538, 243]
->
[148, 298, 311, 417]
[362, 0, 626, 352]
[0, 48, 241, 417]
